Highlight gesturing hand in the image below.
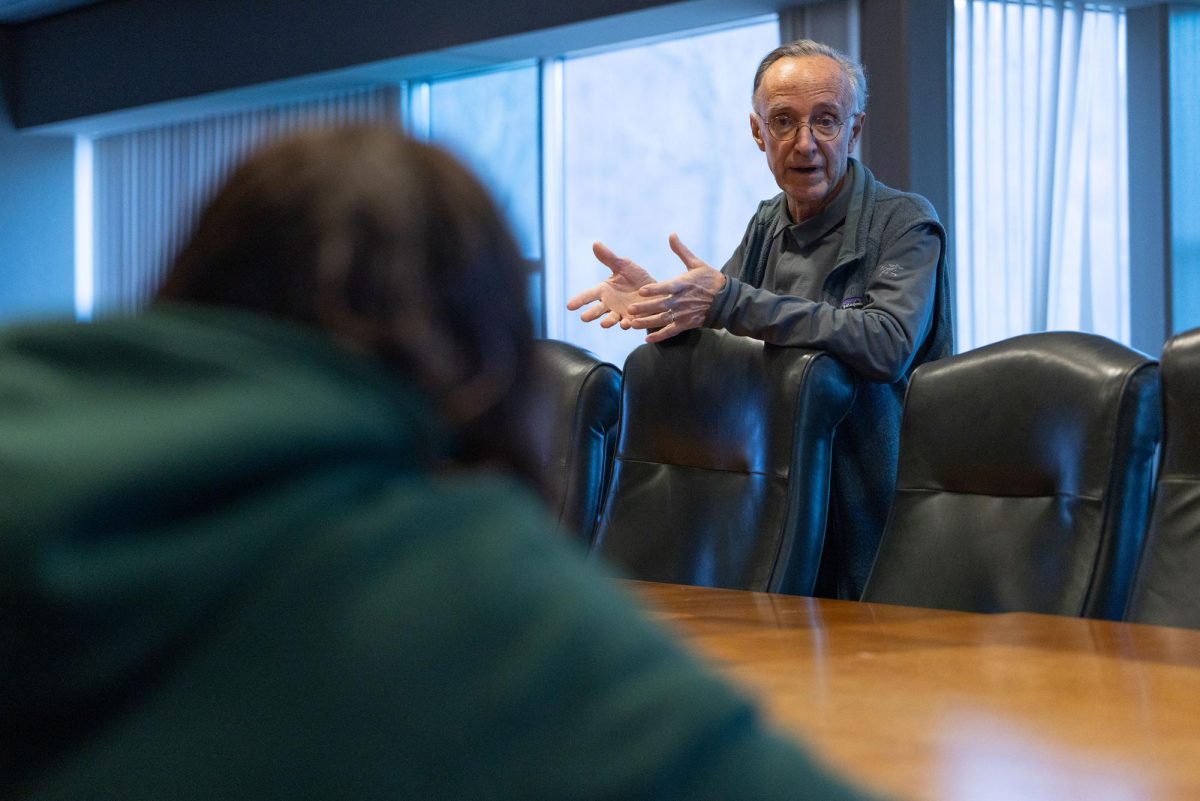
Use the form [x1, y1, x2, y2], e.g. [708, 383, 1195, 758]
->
[566, 242, 662, 328]
[624, 234, 727, 343]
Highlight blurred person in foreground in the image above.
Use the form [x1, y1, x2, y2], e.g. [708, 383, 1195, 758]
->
[568, 40, 954, 600]
[0, 125, 884, 800]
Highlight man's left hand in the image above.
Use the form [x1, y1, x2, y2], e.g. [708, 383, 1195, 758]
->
[626, 234, 727, 343]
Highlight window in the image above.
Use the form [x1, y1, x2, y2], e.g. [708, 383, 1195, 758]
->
[422, 65, 542, 261]
[554, 20, 781, 367]
[1168, 8, 1200, 334]
[953, 0, 1129, 350]
[79, 18, 782, 353]
[417, 66, 545, 331]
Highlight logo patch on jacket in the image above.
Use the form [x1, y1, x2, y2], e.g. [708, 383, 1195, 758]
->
[840, 296, 864, 310]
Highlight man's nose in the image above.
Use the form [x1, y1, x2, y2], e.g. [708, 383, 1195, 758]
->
[791, 123, 818, 152]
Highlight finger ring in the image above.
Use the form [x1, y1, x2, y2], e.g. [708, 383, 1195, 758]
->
[668, 309, 676, 324]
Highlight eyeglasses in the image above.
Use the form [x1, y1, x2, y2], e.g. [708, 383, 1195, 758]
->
[756, 112, 848, 143]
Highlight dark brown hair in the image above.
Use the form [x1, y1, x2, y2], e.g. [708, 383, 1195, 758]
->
[158, 124, 540, 486]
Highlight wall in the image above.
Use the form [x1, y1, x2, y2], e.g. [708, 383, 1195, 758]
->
[0, 27, 74, 323]
[1126, 4, 1171, 353]
[859, 0, 952, 236]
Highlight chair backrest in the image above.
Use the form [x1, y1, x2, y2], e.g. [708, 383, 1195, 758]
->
[591, 329, 855, 595]
[1127, 328, 1200, 629]
[532, 339, 621, 546]
[862, 332, 1160, 619]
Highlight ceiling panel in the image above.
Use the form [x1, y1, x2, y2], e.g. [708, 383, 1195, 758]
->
[0, 0, 104, 24]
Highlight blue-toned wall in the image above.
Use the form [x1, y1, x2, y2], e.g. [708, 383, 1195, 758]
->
[0, 30, 74, 323]
[0, 129, 75, 322]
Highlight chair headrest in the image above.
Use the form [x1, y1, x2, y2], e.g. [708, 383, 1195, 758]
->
[898, 331, 1159, 497]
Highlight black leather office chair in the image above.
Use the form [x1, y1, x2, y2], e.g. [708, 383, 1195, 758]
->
[591, 329, 855, 595]
[1126, 328, 1200, 629]
[531, 339, 621, 546]
[862, 332, 1160, 619]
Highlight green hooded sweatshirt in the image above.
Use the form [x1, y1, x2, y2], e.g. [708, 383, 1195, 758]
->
[0, 304, 882, 801]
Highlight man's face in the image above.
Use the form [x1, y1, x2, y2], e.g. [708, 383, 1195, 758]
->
[750, 55, 864, 223]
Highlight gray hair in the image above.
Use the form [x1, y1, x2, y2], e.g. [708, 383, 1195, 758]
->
[752, 39, 868, 115]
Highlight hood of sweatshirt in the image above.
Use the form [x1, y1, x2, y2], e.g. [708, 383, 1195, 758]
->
[0, 303, 442, 774]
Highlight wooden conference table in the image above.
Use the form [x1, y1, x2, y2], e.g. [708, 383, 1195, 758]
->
[629, 580, 1200, 801]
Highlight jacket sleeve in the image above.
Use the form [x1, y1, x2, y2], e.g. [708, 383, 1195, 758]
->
[706, 222, 942, 383]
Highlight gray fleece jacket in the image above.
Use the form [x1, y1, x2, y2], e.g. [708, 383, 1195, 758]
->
[705, 158, 954, 599]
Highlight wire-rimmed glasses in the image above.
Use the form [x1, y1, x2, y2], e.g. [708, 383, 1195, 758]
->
[755, 112, 848, 143]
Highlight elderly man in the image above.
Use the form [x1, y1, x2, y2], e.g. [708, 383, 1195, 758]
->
[567, 39, 953, 600]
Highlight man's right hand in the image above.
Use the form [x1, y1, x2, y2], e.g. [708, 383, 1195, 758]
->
[566, 242, 663, 328]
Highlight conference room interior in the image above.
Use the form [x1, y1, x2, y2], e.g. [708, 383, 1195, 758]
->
[2, 0, 1199, 799]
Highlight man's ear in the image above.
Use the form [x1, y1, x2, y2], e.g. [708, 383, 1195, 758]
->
[847, 112, 865, 151]
[750, 113, 766, 152]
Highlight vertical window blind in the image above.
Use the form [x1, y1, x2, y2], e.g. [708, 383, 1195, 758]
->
[87, 86, 399, 318]
[954, 0, 1129, 351]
